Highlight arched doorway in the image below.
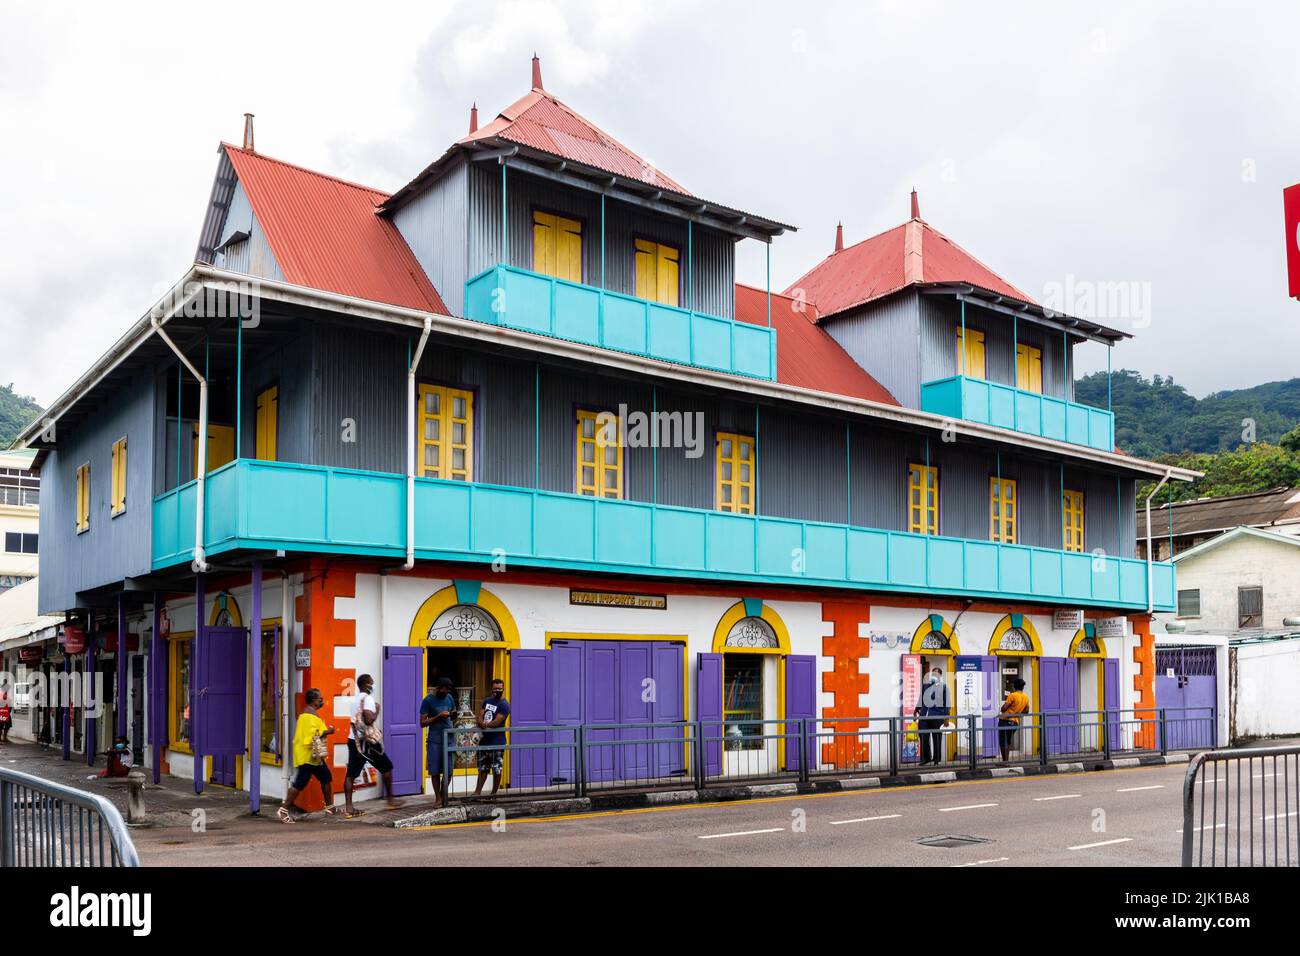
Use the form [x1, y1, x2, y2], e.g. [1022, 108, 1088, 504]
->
[1069, 623, 1113, 752]
[987, 615, 1043, 757]
[907, 615, 961, 764]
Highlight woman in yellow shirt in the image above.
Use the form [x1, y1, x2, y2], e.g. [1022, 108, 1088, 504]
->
[277, 688, 337, 823]
[998, 678, 1030, 762]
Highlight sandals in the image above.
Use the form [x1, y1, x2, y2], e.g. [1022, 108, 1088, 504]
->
[344, 808, 365, 819]
[277, 806, 294, 824]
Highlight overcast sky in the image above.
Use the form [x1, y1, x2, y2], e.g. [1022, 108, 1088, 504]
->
[3, 0, 1299, 407]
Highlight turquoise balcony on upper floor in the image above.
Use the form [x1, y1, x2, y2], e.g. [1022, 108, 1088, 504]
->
[463, 264, 776, 380]
[151, 458, 1175, 612]
[920, 375, 1116, 452]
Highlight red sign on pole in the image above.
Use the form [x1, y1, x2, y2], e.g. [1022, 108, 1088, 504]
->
[1284, 183, 1300, 298]
[62, 626, 86, 654]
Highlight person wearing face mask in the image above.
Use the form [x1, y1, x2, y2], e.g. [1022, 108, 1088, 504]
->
[473, 678, 510, 798]
[914, 666, 951, 766]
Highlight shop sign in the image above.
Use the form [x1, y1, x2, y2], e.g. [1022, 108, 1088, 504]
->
[295, 647, 311, 669]
[62, 626, 86, 654]
[1096, 616, 1129, 639]
[569, 589, 667, 609]
[1052, 609, 1084, 631]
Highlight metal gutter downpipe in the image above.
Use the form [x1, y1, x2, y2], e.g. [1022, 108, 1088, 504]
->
[405, 318, 433, 570]
[1145, 468, 1173, 614]
[150, 312, 210, 573]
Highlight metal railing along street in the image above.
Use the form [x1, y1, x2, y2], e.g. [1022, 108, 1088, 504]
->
[1182, 745, 1300, 867]
[437, 707, 1216, 803]
[0, 766, 140, 867]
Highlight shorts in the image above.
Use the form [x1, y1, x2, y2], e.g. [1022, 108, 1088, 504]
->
[998, 717, 1020, 751]
[427, 733, 449, 777]
[476, 746, 504, 775]
[291, 762, 332, 791]
[346, 739, 393, 778]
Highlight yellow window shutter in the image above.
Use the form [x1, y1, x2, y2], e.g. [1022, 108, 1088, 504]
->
[657, 244, 679, 307]
[634, 239, 655, 300]
[256, 386, 278, 461]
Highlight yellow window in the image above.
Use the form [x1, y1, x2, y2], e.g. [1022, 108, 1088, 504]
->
[255, 386, 278, 461]
[1016, 343, 1043, 393]
[110, 437, 127, 516]
[908, 463, 939, 535]
[75, 462, 90, 533]
[418, 384, 474, 481]
[956, 328, 986, 379]
[576, 409, 623, 499]
[192, 424, 236, 475]
[1063, 489, 1085, 552]
[634, 239, 680, 306]
[533, 211, 583, 283]
[990, 477, 1017, 543]
[169, 634, 193, 751]
[716, 432, 755, 514]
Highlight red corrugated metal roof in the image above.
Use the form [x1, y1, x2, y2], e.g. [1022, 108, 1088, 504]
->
[461, 88, 691, 195]
[222, 144, 447, 313]
[734, 284, 898, 405]
[784, 214, 1032, 319]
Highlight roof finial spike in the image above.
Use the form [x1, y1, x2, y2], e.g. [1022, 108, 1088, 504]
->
[531, 52, 544, 91]
[910, 187, 920, 220]
[834, 221, 844, 253]
[242, 112, 255, 152]
[469, 102, 478, 134]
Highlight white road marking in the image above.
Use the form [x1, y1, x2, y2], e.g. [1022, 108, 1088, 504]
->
[1034, 794, 1081, 801]
[829, 814, 902, 826]
[1261, 810, 1300, 822]
[1177, 823, 1227, 834]
[939, 802, 998, 812]
[698, 828, 785, 840]
[1179, 810, 1299, 833]
[1068, 837, 1134, 850]
[954, 856, 1010, 867]
[1117, 784, 1165, 792]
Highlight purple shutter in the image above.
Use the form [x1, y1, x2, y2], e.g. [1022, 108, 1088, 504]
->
[784, 655, 817, 771]
[584, 642, 619, 783]
[382, 646, 423, 796]
[1103, 657, 1121, 751]
[1062, 657, 1079, 753]
[696, 653, 723, 779]
[651, 642, 686, 779]
[1040, 656, 1064, 756]
[980, 656, 1000, 758]
[617, 642, 652, 781]
[198, 626, 247, 786]
[550, 641, 582, 784]
[509, 648, 551, 790]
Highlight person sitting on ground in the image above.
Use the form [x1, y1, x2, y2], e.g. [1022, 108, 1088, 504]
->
[99, 735, 132, 778]
[278, 688, 337, 823]
[998, 677, 1030, 762]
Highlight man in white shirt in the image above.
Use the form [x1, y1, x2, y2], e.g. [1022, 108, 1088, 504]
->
[342, 674, 402, 817]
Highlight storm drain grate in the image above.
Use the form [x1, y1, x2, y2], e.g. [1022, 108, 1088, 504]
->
[916, 834, 993, 848]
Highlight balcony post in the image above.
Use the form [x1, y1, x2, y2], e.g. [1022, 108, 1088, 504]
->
[116, 592, 127, 740]
[765, 241, 771, 328]
[960, 299, 966, 375]
[250, 561, 262, 814]
[194, 571, 205, 795]
[600, 193, 605, 288]
[1012, 313, 1018, 386]
[1107, 342, 1113, 412]
[236, 313, 242, 456]
[151, 593, 163, 784]
[687, 219, 693, 311]
[500, 160, 507, 263]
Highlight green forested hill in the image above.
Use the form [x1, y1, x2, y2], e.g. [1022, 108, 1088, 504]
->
[1075, 370, 1300, 459]
[0, 383, 43, 447]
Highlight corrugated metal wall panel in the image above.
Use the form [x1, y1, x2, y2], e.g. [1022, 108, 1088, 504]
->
[823, 292, 921, 408]
[392, 161, 469, 315]
[466, 164, 733, 318]
[756, 406, 847, 523]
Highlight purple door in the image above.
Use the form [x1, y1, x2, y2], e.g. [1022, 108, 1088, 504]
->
[1104, 657, 1121, 751]
[1155, 646, 1217, 749]
[617, 642, 653, 781]
[980, 656, 1000, 757]
[1040, 657, 1079, 755]
[382, 647, 423, 796]
[697, 653, 723, 779]
[510, 649, 551, 789]
[784, 655, 816, 771]
[651, 642, 686, 779]
[196, 626, 246, 787]
[584, 642, 619, 783]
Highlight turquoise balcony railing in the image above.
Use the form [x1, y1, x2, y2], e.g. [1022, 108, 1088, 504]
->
[464, 264, 776, 380]
[152, 459, 1175, 612]
[920, 375, 1115, 452]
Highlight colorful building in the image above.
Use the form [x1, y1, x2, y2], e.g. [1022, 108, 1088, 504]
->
[18, 57, 1195, 808]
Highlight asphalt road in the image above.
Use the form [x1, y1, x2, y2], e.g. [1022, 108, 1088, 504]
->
[133, 762, 1192, 866]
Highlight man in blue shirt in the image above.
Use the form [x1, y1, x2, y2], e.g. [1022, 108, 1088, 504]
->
[419, 677, 458, 807]
[473, 678, 510, 798]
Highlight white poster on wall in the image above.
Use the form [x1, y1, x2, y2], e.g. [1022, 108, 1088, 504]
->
[955, 657, 982, 718]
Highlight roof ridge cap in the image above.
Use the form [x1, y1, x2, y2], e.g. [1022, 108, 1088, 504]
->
[222, 143, 389, 199]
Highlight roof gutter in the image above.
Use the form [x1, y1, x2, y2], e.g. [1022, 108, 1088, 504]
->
[1145, 468, 1173, 614]
[404, 317, 433, 570]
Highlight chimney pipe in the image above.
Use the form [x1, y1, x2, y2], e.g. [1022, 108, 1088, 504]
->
[242, 113, 255, 152]
[834, 222, 844, 253]
[469, 102, 478, 134]
[531, 53, 544, 91]
[910, 188, 920, 220]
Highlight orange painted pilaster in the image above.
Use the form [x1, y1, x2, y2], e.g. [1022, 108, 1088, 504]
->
[820, 600, 873, 767]
[1130, 615, 1156, 749]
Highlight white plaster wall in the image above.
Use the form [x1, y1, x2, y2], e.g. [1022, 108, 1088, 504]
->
[1174, 536, 1300, 632]
[1232, 638, 1300, 740]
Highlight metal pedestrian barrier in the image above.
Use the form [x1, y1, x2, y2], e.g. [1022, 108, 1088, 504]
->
[1182, 745, 1300, 867]
[436, 706, 1218, 803]
[0, 766, 140, 867]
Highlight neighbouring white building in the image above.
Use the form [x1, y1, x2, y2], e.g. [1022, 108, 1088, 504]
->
[1158, 525, 1300, 743]
[0, 448, 40, 594]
